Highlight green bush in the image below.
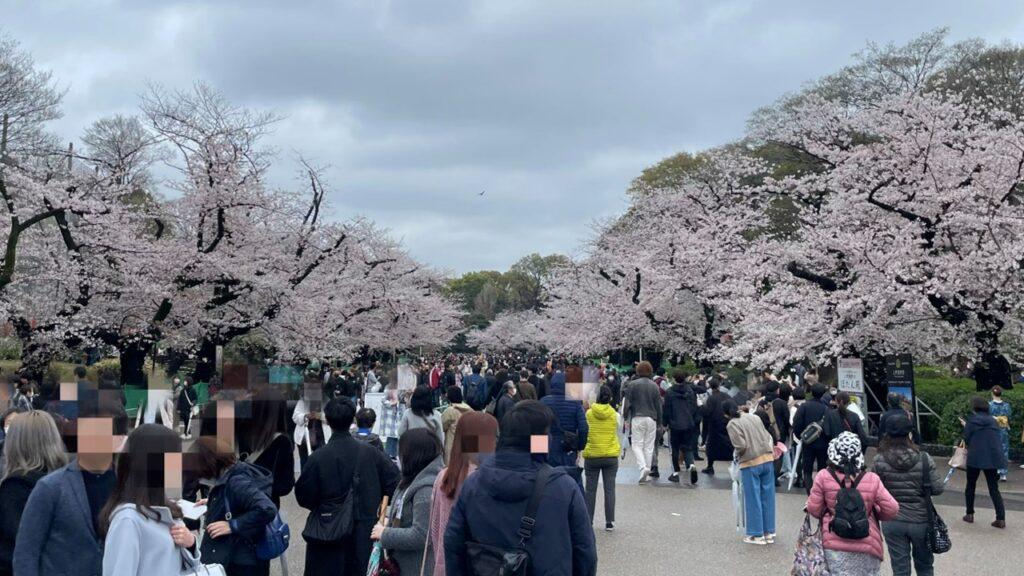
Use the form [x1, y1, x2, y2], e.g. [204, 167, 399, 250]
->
[87, 358, 121, 383]
[915, 373, 976, 443]
[0, 338, 22, 361]
[935, 388, 1023, 460]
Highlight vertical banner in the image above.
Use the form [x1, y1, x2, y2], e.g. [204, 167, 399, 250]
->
[885, 353, 917, 431]
[838, 358, 866, 424]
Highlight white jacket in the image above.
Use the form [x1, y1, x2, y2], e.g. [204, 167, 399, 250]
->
[292, 398, 334, 446]
[103, 504, 201, 576]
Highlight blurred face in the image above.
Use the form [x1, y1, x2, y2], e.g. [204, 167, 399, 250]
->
[78, 417, 123, 455]
[164, 451, 183, 500]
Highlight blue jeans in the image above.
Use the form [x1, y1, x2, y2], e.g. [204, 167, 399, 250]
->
[385, 437, 399, 459]
[741, 461, 776, 537]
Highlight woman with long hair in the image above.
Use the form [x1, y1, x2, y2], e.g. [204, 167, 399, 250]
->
[238, 387, 294, 510]
[371, 427, 444, 575]
[398, 385, 444, 448]
[871, 414, 943, 576]
[0, 411, 68, 576]
[427, 412, 498, 575]
[191, 428, 277, 575]
[962, 395, 1007, 528]
[100, 424, 200, 575]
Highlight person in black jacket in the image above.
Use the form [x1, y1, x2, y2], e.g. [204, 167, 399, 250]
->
[823, 391, 867, 449]
[792, 384, 830, 493]
[192, 434, 277, 576]
[961, 396, 1007, 528]
[176, 378, 198, 439]
[0, 411, 68, 576]
[700, 379, 734, 475]
[295, 397, 401, 576]
[238, 388, 295, 511]
[492, 381, 518, 424]
[663, 369, 703, 484]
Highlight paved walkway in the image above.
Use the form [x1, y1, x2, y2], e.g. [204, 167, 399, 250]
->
[272, 445, 1022, 575]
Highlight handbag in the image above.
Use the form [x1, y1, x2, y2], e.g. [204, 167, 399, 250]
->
[223, 482, 290, 561]
[304, 447, 361, 542]
[791, 514, 831, 576]
[465, 464, 553, 576]
[948, 441, 968, 470]
[179, 548, 226, 576]
[922, 456, 952, 554]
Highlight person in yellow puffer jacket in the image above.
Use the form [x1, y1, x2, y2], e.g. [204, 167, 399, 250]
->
[582, 385, 627, 531]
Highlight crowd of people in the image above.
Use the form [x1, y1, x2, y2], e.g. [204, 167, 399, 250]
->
[0, 355, 1015, 576]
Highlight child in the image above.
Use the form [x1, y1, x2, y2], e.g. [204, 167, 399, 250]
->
[353, 407, 385, 452]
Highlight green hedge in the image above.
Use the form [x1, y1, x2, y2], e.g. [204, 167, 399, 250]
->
[916, 369, 1021, 460]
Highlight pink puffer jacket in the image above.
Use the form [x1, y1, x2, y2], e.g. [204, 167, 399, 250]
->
[806, 468, 899, 560]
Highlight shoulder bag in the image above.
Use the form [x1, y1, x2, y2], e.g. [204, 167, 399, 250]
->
[303, 444, 361, 543]
[921, 456, 951, 554]
[465, 464, 553, 576]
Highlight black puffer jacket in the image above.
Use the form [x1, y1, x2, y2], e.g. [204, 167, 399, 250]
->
[871, 447, 943, 523]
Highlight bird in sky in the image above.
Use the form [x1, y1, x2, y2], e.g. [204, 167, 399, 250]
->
[478, 190, 486, 196]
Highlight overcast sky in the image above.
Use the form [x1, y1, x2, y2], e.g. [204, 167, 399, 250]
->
[8, 1, 1024, 274]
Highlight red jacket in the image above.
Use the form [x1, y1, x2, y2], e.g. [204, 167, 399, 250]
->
[806, 469, 899, 560]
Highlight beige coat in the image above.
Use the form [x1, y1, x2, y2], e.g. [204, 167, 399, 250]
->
[441, 402, 474, 462]
[726, 411, 774, 468]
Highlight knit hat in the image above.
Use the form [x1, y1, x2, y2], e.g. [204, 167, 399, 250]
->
[827, 431, 864, 471]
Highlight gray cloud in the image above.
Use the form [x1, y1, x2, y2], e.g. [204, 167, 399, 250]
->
[7, 0, 1024, 272]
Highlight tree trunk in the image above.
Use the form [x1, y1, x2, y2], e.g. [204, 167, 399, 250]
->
[192, 338, 218, 384]
[973, 348, 1012, 391]
[120, 341, 151, 387]
[11, 317, 54, 383]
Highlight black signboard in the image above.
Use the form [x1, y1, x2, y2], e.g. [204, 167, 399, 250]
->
[885, 354, 917, 430]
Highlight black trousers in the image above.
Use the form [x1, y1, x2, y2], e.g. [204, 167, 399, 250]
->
[882, 520, 933, 576]
[669, 428, 697, 472]
[965, 467, 1005, 520]
[802, 446, 829, 495]
[304, 521, 374, 576]
[226, 563, 269, 576]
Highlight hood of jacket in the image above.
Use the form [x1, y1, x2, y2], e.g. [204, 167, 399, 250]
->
[476, 448, 565, 504]
[881, 445, 921, 471]
[589, 402, 617, 421]
[548, 372, 566, 396]
[406, 455, 444, 496]
[667, 383, 692, 399]
[451, 402, 473, 414]
[215, 460, 273, 494]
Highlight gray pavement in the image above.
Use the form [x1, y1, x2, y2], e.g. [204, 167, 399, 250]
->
[271, 445, 1022, 575]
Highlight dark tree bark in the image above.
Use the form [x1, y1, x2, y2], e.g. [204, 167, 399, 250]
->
[119, 341, 150, 387]
[191, 338, 218, 384]
[972, 341, 1013, 391]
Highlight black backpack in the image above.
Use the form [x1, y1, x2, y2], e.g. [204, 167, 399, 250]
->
[827, 469, 870, 540]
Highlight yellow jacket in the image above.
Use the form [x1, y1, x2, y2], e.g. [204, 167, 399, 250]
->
[582, 403, 622, 459]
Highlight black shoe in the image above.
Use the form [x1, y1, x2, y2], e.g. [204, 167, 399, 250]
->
[605, 522, 615, 532]
[668, 472, 680, 483]
[649, 467, 660, 479]
[689, 464, 699, 485]
[701, 467, 715, 475]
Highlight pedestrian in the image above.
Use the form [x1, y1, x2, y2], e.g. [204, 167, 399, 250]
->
[353, 408, 386, 452]
[176, 377, 197, 439]
[492, 380, 517, 423]
[582, 385, 624, 531]
[806, 432, 900, 575]
[371, 428, 444, 575]
[13, 396, 126, 576]
[427, 411, 497, 576]
[663, 368, 702, 485]
[443, 401, 598, 576]
[191, 433, 277, 576]
[440, 386, 473, 463]
[7, 382, 32, 413]
[516, 369, 537, 401]
[295, 397, 400, 576]
[792, 383, 831, 492]
[824, 391, 868, 448]
[398, 385, 444, 448]
[879, 393, 919, 443]
[622, 361, 662, 482]
[871, 414, 943, 576]
[988, 386, 1011, 482]
[724, 400, 777, 545]
[293, 381, 331, 468]
[238, 387, 295, 510]
[463, 365, 488, 411]
[961, 395, 1007, 528]
[540, 372, 589, 485]
[700, 377, 735, 476]
[380, 383, 405, 460]
[100, 424, 201, 576]
[0, 411, 68, 576]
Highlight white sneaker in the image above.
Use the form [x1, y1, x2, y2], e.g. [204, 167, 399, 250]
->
[639, 468, 650, 483]
[743, 536, 768, 546]
[765, 533, 776, 544]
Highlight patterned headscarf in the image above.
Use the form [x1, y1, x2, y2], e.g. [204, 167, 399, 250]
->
[827, 431, 864, 472]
